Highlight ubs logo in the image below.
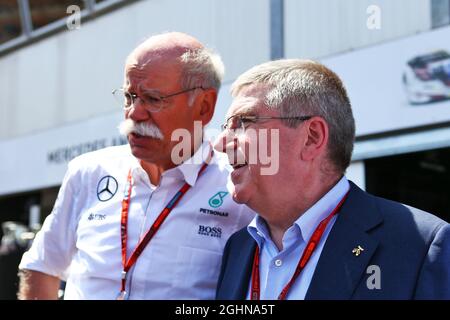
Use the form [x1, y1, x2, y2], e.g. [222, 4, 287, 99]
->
[97, 175, 118, 202]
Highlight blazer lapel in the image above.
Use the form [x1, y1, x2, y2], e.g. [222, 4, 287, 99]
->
[305, 182, 383, 300]
[226, 232, 257, 299]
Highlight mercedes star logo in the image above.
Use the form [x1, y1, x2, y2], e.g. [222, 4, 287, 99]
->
[97, 175, 118, 202]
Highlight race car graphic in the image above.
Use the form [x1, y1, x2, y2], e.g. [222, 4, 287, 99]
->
[403, 50, 450, 104]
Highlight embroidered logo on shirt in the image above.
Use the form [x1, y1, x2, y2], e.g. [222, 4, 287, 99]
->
[88, 213, 106, 221]
[208, 191, 228, 208]
[199, 208, 229, 217]
[198, 225, 222, 238]
[97, 175, 118, 202]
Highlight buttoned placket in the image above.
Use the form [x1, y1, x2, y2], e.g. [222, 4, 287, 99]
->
[119, 144, 210, 299]
[124, 165, 191, 299]
[260, 224, 305, 299]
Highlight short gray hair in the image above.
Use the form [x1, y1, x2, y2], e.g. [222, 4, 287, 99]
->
[231, 59, 355, 173]
[180, 47, 225, 91]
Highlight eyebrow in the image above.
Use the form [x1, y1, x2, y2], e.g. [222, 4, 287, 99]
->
[225, 97, 260, 119]
[127, 84, 163, 96]
[140, 88, 163, 97]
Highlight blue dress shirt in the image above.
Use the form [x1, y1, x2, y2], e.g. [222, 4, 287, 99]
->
[246, 176, 350, 300]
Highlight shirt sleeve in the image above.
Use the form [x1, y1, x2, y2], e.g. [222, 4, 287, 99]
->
[19, 161, 81, 280]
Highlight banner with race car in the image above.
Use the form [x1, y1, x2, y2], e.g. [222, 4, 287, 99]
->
[323, 25, 450, 136]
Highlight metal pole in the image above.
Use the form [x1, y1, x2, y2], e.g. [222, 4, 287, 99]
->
[17, 0, 33, 37]
[84, 0, 96, 13]
[431, 0, 450, 28]
[270, 0, 284, 60]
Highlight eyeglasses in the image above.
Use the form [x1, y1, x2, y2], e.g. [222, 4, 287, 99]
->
[112, 87, 203, 113]
[221, 115, 313, 132]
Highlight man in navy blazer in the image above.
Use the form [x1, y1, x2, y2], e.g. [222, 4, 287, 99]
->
[213, 59, 450, 300]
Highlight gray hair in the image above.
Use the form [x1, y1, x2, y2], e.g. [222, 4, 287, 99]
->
[180, 48, 224, 90]
[231, 59, 355, 173]
[127, 32, 225, 106]
[180, 47, 225, 105]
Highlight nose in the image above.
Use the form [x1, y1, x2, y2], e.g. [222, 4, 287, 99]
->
[126, 99, 150, 122]
[213, 129, 239, 153]
[213, 130, 227, 153]
[213, 130, 242, 165]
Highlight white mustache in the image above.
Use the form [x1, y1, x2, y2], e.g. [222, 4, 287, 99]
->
[118, 119, 164, 140]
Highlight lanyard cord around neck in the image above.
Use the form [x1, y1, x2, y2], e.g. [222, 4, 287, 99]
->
[251, 191, 349, 300]
[117, 153, 211, 299]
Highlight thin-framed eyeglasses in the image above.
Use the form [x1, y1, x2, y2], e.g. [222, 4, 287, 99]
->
[112, 86, 203, 113]
[221, 115, 313, 132]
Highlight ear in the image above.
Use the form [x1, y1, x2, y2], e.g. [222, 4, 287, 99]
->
[196, 88, 217, 126]
[300, 117, 329, 161]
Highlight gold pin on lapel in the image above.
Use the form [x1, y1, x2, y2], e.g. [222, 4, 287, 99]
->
[352, 245, 364, 257]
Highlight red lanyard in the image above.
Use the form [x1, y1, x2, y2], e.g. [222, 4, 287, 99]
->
[250, 191, 349, 300]
[117, 160, 210, 299]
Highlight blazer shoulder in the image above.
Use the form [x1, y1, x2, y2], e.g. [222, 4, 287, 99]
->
[347, 181, 447, 251]
[371, 193, 448, 240]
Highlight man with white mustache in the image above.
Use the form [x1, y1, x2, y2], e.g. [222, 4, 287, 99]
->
[118, 119, 164, 141]
[18, 32, 255, 300]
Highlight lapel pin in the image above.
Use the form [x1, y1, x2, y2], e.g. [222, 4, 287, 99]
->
[352, 245, 364, 257]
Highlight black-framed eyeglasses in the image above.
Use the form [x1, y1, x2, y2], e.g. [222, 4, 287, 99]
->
[221, 115, 313, 132]
[112, 86, 204, 113]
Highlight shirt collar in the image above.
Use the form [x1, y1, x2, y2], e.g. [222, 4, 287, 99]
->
[248, 215, 271, 249]
[130, 141, 213, 187]
[293, 176, 350, 243]
[173, 140, 213, 186]
[247, 176, 350, 247]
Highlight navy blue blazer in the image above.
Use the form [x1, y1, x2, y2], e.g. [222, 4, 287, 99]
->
[216, 182, 450, 299]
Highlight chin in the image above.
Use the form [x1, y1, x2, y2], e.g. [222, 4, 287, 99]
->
[129, 145, 153, 162]
[232, 191, 245, 204]
[129, 144, 145, 156]
[231, 184, 251, 205]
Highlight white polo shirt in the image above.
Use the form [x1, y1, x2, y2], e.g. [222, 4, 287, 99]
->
[19, 142, 255, 300]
